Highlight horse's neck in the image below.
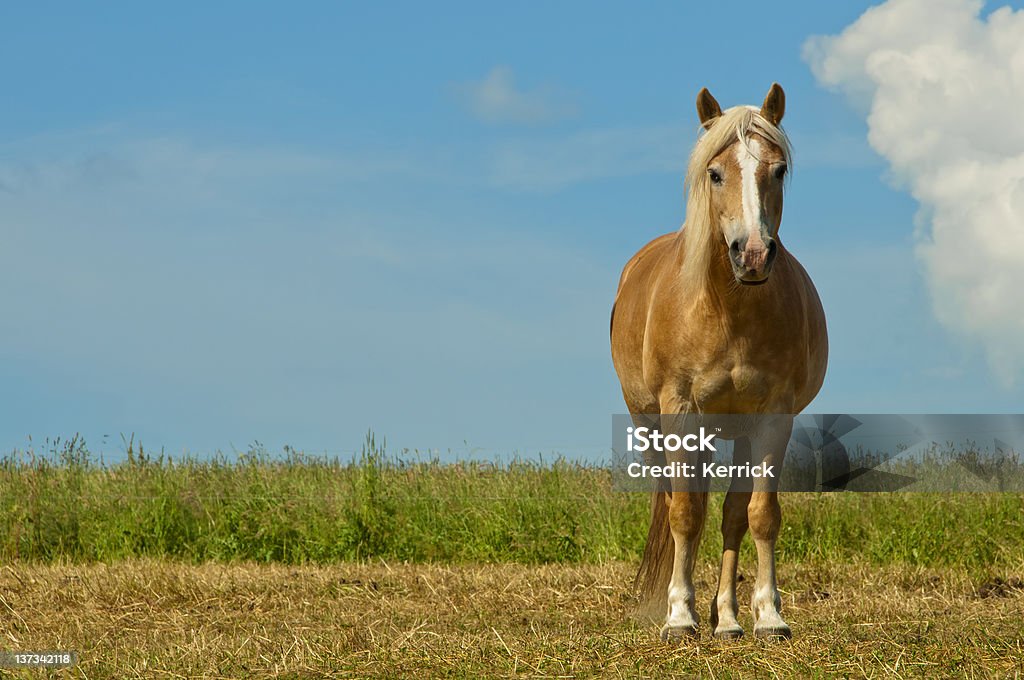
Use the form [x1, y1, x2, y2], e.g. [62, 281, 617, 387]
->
[676, 232, 739, 306]
[705, 245, 738, 300]
[677, 233, 780, 322]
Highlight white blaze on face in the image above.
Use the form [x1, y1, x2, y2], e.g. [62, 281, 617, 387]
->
[735, 136, 767, 268]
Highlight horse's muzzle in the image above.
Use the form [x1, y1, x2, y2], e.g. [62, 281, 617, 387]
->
[730, 237, 778, 285]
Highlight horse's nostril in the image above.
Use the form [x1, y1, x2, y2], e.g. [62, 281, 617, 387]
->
[730, 240, 741, 253]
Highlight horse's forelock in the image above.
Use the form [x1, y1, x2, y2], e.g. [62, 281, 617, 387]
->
[685, 106, 792, 198]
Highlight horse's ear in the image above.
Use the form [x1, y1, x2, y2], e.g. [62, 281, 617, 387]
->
[696, 87, 722, 130]
[760, 83, 785, 126]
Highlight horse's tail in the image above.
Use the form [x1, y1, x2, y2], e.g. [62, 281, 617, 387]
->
[634, 479, 673, 621]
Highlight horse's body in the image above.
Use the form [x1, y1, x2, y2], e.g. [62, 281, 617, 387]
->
[610, 85, 827, 640]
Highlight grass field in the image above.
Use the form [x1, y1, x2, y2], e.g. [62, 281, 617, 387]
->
[2, 560, 1022, 677]
[0, 436, 1022, 677]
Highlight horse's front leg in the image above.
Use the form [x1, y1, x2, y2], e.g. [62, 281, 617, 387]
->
[748, 416, 793, 639]
[659, 409, 709, 641]
[662, 484, 708, 640]
[711, 437, 752, 640]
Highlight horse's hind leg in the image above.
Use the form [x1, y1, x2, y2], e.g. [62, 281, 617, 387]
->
[711, 438, 752, 640]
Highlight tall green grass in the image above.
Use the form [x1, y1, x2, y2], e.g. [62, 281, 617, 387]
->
[0, 434, 1021, 571]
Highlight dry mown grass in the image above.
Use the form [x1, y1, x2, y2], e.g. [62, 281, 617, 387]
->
[0, 560, 1021, 678]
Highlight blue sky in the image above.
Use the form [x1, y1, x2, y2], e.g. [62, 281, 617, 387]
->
[1, 1, 1021, 460]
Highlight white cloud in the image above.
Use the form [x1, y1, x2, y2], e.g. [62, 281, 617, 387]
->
[454, 66, 576, 125]
[804, 0, 1024, 384]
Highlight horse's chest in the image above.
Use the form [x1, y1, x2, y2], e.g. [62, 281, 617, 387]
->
[690, 361, 777, 411]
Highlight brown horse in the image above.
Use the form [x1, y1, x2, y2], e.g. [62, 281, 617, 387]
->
[610, 84, 828, 641]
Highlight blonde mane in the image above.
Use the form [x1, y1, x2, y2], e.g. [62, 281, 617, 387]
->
[680, 106, 793, 295]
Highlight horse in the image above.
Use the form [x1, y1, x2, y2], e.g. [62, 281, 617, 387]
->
[609, 83, 828, 641]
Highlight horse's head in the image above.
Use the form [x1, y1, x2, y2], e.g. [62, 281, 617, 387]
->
[692, 84, 790, 286]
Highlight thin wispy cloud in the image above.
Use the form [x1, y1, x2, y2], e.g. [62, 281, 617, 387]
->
[487, 124, 687, 190]
[787, 130, 883, 170]
[454, 66, 577, 125]
[805, 0, 1024, 385]
[0, 129, 616, 452]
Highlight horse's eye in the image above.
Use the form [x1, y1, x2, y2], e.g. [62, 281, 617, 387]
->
[708, 168, 723, 185]
[774, 164, 787, 180]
